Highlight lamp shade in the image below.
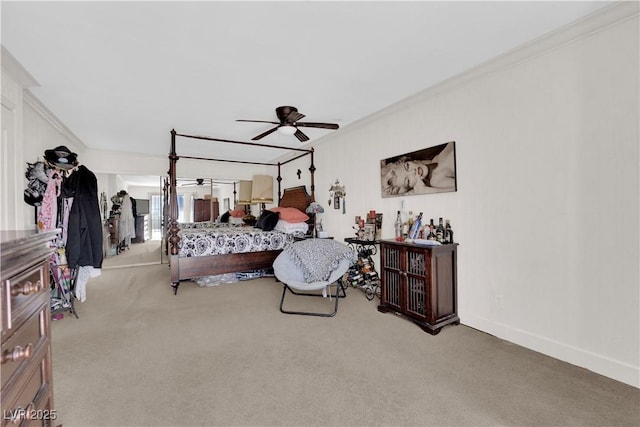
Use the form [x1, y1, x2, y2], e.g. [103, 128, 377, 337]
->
[238, 180, 253, 204]
[251, 175, 273, 204]
[306, 202, 324, 214]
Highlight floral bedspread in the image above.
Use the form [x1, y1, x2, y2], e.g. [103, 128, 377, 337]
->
[178, 225, 294, 257]
[179, 222, 243, 230]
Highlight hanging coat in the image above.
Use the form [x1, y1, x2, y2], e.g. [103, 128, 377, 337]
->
[119, 194, 136, 242]
[61, 165, 103, 269]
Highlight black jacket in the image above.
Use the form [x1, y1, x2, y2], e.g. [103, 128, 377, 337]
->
[61, 165, 103, 269]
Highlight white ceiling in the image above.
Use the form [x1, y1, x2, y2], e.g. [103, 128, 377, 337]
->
[2, 1, 612, 165]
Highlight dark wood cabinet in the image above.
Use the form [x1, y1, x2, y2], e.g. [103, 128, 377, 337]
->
[1, 230, 58, 426]
[132, 214, 149, 243]
[378, 239, 459, 335]
[194, 199, 219, 222]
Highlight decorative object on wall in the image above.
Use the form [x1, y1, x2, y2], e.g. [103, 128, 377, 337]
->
[305, 202, 325, 238]
[328, 179, 346, 214]
[251, 175, 273, 212]
[380, 141, 457, 198]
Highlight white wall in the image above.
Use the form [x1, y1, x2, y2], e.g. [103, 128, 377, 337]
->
[282, 3, 639, 387]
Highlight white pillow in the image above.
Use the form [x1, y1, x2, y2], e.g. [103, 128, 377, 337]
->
[229, 216, 244, 225]
[274, 219, 308, 234]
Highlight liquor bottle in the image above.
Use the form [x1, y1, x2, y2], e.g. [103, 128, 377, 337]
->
[394, 210, 403, 241]
[436, 217, 445, 243]
[445, 219, 454, 243]
[409, 212, 423, 240]
[427, 219, 436, 240]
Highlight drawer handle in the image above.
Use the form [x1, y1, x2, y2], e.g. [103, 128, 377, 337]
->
[11, 280, 43, 296]
[8, 402, 35, 424]
[1, 343, 33, 364]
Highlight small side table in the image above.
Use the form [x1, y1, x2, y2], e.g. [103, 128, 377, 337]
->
[343, 238, 381, 300]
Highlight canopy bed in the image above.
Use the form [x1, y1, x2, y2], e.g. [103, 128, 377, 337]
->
[167, 129, 316, 294]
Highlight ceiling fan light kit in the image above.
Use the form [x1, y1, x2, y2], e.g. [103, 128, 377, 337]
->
[278, 125, 297, 135]
[237, 105, 339, 142]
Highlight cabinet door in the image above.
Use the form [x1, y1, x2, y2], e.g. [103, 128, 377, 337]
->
[381, 244, 402, 310]
[211, 201, 219, 221]
[194, 200, 211, 222]
[405, 248, 428, 318]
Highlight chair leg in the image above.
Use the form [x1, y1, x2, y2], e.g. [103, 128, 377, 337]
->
[279, 281, 344, 317]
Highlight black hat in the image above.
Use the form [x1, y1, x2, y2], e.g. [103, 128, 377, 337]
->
[44, 146, 78, 170]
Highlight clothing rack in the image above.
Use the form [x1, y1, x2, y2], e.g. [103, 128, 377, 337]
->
[36, 146, 103, 316]
[47, 168, 79, 319]
[50, 262, 78, 319]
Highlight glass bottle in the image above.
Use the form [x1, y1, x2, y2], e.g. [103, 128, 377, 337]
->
[394, 210, 403, 241]
[409, 212, 423, 240]
[427, 219, 436, 240]
[445, 220, 454, 244]
[436, 217, 445, 243]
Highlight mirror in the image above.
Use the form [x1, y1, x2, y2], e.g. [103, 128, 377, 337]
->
[97, 174, 241, 268]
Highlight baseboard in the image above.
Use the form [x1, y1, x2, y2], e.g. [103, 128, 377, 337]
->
[462, 314, 639, 388]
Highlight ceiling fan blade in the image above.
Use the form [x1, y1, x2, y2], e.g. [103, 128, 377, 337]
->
[252, 126, 280, 141]
[294, 129, 309, 142]
[285, 111, 305, 123]
[295, 122, 339, 130]
[236, 119, 280, 125]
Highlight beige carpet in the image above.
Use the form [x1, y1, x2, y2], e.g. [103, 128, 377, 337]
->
[102, 239, 163, 269]
[50, 264, 639, 427]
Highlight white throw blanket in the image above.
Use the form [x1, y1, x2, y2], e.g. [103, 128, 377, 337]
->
[284, 239, 356, 283]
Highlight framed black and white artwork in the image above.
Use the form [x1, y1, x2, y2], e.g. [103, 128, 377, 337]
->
[380, 141, 457, 198]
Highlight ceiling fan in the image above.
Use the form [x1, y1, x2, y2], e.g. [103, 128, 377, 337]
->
[236, 106, 339, 142]
[179, 178, 208, 187]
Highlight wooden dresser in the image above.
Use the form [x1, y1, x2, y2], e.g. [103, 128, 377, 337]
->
[193, 199, 219, 222]
[1, 230, 58, 426]
[378, 239, 459, 335]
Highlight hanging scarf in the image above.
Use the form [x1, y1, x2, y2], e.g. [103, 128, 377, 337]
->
[37, 169, 62, 232]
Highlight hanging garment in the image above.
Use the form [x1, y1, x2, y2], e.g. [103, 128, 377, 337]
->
[118, 194, 136, 244]
[75, 266, 101, 303]
[37, 169, 62, 232]
[60, 197, 73, 247]
[61, 165, 103, 269]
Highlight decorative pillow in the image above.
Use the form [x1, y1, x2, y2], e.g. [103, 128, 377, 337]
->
[230, 208, 245, 218]
[274, 220, 309, 234]
[219, 211, 231, 223]
[229, 216, 244, 225]
[269, 207, 309, 223]
[256, 210, 280, 231]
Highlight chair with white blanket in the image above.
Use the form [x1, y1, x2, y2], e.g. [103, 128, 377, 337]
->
[273, 239, 356, 317]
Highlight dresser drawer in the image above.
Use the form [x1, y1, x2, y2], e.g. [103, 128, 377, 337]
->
[1, 349, 51, 427]
[3, 261, 49, 334]
[2, 303, 49, 391]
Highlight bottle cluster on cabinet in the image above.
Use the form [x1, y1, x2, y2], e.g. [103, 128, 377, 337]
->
[394, 210, 454, 244]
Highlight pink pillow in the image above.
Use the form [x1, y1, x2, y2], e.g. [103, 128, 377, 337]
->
[269, 207, 309, 223]
[230, 209, 245, 218]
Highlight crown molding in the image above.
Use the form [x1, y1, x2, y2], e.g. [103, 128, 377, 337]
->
[344, 1, 639, 131]
[1, 46, 38, 89]
[23, 90, 87, 149]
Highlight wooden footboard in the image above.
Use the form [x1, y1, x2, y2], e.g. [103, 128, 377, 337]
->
[170, 250, 282, 294]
